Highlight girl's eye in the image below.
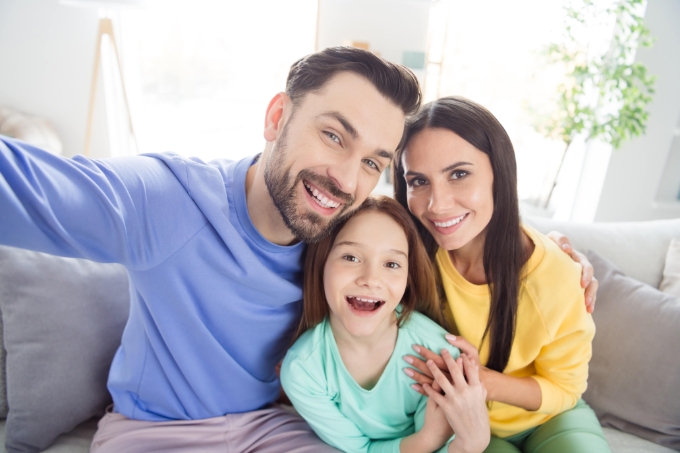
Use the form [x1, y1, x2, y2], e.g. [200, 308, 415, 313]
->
[385, 262, 401, 269]
[342, 255, 359, 263]
[325, 131, 340, 144]
[451, 170, 469, 180]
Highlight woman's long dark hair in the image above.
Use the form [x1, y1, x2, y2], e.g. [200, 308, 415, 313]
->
[393, 96, 525, 373]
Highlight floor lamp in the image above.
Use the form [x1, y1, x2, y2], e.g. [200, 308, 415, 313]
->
[84, 16, 137, 156]
[61, 0, 141, 156]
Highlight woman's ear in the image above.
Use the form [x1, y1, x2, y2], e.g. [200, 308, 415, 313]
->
[263, 92, 291, 142]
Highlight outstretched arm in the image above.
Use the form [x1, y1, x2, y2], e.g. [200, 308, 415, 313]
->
[0, 136, 205, 268]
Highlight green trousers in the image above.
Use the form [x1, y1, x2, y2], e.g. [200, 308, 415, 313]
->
[484, 400, 611, 453]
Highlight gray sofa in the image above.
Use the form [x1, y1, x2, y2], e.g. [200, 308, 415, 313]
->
[0, 215, 678, 452]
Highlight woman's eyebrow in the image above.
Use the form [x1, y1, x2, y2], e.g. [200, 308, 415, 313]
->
[404, 161, 473, 178]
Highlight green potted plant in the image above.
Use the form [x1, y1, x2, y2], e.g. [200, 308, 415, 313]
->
[533, 0, 655, 208]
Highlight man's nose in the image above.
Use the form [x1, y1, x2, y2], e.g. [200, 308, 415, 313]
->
[327, 155, 360, 195]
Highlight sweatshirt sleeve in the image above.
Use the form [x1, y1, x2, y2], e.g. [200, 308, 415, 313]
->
[530, 291, 595, 415]
[0, 136, 207, 269]
[280, 352, 402, 453]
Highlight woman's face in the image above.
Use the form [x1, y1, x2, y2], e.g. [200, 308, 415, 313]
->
[323, 211, 409, 339]
[402, 127, 494, 254]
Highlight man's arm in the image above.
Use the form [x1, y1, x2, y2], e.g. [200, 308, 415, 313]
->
[0, 136, 205, 269]
[546, 231, 598, 313]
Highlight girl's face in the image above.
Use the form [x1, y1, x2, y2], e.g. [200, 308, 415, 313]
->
[323, 211, 409, 339]
[402, 127, 494, 254]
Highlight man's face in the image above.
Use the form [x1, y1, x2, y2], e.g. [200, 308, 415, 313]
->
[264, 72, 406, 243]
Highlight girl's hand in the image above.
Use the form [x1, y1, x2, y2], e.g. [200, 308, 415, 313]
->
[420, 380, 454, 450]
[403, 336, 480, 395]
[423, 352, 490, 453]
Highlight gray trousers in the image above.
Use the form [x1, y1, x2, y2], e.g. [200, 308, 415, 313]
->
[90, 405, 340, 453]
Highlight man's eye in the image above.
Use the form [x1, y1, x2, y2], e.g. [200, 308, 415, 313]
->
[451, 170, 469, 180]
[325, 132, 340, 144]
[363, 159, 379, 171]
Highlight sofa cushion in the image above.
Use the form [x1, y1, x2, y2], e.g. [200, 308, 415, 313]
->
[584, 251, 680, 450]
[523, 216, 680, 288]
[660, 238, 680, 297]
[0, 246, 129, 453]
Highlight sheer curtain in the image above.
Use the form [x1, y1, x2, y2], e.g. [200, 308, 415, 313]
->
[119, 0, 317, 162]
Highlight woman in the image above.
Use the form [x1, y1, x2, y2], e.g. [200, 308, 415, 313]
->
[394, 96, 610, 452]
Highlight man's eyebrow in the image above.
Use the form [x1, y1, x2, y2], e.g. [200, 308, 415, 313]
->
[374, 149, 394, 161]
[317, 112, 359, 139]
[334, 241, 407, 258]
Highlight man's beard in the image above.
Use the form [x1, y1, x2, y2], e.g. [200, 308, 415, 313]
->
[264, 124, 355, 243]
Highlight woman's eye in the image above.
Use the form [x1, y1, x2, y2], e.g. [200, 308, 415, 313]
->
[451, 170, 469, 180]
[325, 132, 340, 144]
[409, 177, 427, 187]
[385, 262, 401, 269]
[342, 255, 358, 262]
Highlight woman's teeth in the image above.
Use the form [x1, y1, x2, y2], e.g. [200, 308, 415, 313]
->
[434, 213, 467, 228]
[304, 182, 340, 209]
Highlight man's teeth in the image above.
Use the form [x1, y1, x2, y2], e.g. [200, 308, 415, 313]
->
[304, 182, 340, 209]
[434, 214, 467, 228]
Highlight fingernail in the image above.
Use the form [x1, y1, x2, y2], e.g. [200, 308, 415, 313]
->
[403, 355, 414, 364]
[426, 359, 434, 366]
[404, 368, 414, 377]
[412, 345, 421, 354]
[562, 244, 569, 250]
[445, 334, 456, 341]
[411, 384, 420, 391]
[441, 348, 449, 356]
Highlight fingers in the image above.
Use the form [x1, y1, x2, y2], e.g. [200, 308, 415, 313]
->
[461, 353, 481, 386]
[547, 231, 572, 255]
[413, 345, 448, 370]
[444, 335, 479, 361]
[584, 276, 598, 313]
[571, 248, 594, 288]
[422, 382, 447, 407]
[426, 358, 455, 396]
[441, 349, 467, 388]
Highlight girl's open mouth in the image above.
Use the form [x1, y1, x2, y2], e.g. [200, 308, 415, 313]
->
[346, 296, 385, 312]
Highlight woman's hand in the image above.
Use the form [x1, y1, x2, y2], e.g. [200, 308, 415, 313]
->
[403, 336, 480, 395]
[546, 231, 598, 313]
[419, 380, 455, 452]
[423, 352, 490, 453]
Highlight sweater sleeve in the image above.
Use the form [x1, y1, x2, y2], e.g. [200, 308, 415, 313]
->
[530, 292, 595, 415]
[280, 353, 402, 453]
[0, 136, 206, 269]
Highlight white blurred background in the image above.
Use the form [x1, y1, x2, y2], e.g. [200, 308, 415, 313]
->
[0, 0, 678, 222]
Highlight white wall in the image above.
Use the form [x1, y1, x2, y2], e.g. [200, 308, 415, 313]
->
[316, 0, 430, 74]
[0, 0, 110, 158]
[594, 0, 680, 221]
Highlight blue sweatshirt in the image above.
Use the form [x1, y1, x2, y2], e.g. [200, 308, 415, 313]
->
[0, 136, 305, 421]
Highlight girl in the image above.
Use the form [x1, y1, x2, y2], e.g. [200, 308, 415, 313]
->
[280, 196, 490, 453]
[394, 96, 610, 452]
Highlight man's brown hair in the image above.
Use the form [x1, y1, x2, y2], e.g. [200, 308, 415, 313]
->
[286, 46, 422, 117]
[296, 195, 444, 339]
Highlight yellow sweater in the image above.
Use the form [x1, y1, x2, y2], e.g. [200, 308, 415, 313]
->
[436, 225, 595, 438]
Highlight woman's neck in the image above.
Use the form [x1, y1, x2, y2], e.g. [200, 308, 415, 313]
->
[449, 229, 488, 285]
[329, 312, 399, 390]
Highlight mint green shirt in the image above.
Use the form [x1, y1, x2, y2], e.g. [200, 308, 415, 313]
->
[281, 311, 459, 453]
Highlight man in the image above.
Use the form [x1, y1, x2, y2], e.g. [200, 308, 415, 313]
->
[0, 47, 595, 452]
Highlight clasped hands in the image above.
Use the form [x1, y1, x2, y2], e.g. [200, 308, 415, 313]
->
[403, 336, 490, 453]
